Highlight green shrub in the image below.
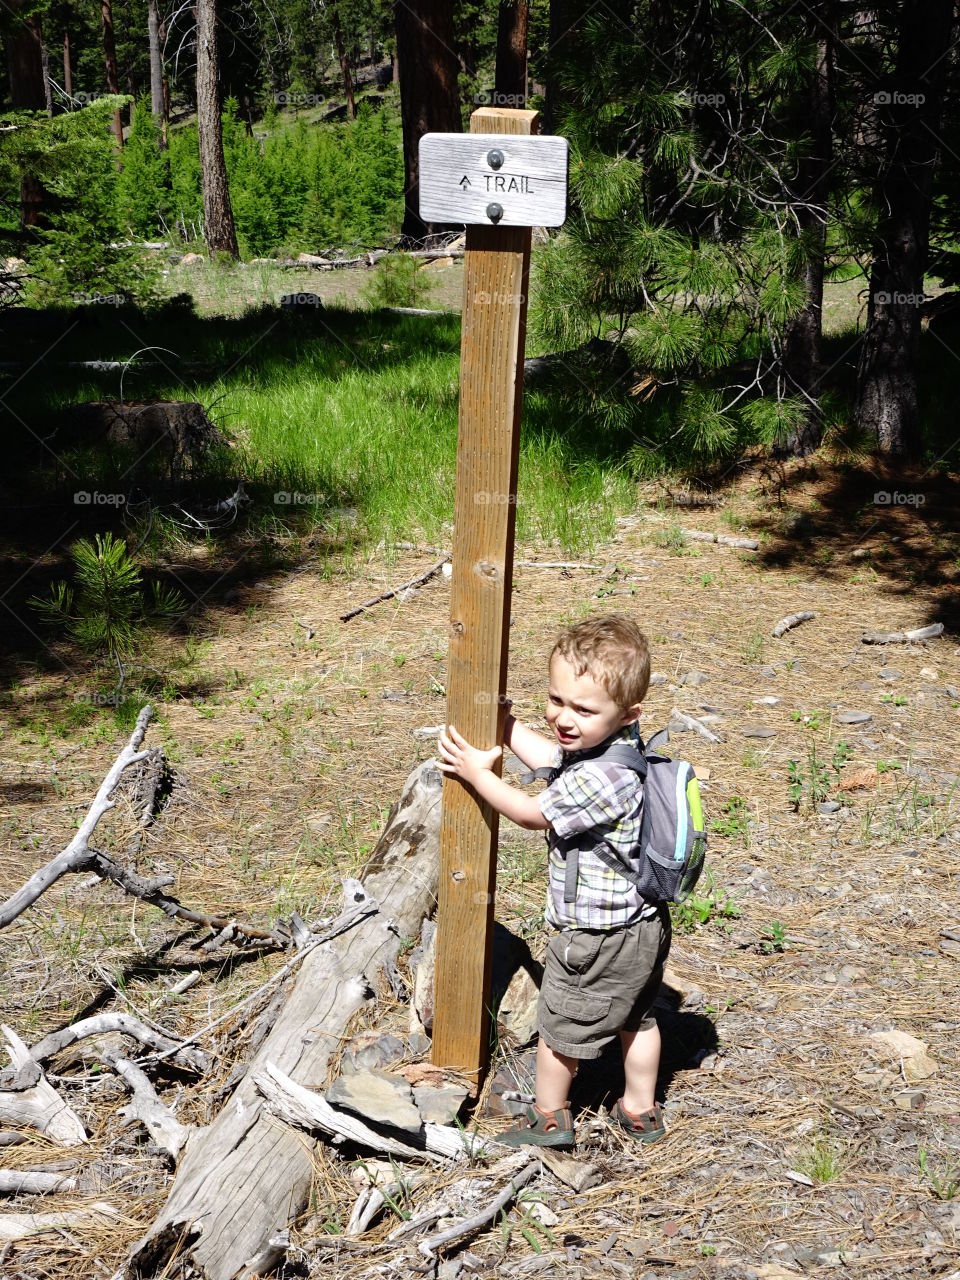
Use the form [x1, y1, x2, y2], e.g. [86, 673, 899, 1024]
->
[362, 253, 433, 308]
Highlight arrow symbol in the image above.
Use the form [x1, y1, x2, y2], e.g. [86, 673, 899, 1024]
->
[458, 175, 471, 190]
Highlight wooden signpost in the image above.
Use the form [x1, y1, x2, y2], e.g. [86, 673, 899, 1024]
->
[422, 108, 568, 1087]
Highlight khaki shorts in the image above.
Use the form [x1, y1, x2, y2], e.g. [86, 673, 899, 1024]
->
[537, 907, 671, 1060]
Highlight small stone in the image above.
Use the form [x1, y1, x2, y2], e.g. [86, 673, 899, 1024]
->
[747, 867, 774, 893]
[837, 710, 872, 725]
[894, 1088, 926, 1110]
[681, 670, 709, 687]
[180, 251, 205, 265]
[869, 1029, 938, 1081]
[414, 1082, 469, 1125]
[741, 723, 777, 738]
[438, 1260, 463, 1280]
[649, 672, 668, 686]
[755, 695, 780, 706]
[759, 665, 777, 678]
[879, 669, 903, 682]
[326, 1069, 423, 1133]
[753, 992, 779, 1013]
[945, 684, 960, 701]
[817, 801, 841, 815]
[441, 561, 452, 578]
[407, 1031, 431, 1057]
[920, 667, 938, 681]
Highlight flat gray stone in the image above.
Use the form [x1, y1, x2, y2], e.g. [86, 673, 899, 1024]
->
[817, 801, 841, 815]
[837, 710, 872, 725]
[414, 1082, 469, 1125]
[325, 1069, 422, 1134]
[680, 670, 709, 687]
[344, 1032, 407, 1074]
[740, 723, 777, 738]
[755, 695, 780, 706]
[879, 669, 903, 682]
[649, 672, 668, 686]
[946, 684, 960, 701]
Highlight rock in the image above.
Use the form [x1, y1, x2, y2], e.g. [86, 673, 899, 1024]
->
[755, 695, 780, 706]
[680, 670, 709, 687]
[180, 251, 205, 265]
[879, 669, 903, 682]
[946, 684, 960, 701]
[894, 1088, 926, 1110]
[753, 993, 779, 1013]
[837, 710, 872, 725]
[497, 961, 540, 1046]
[438, 1260, 463, 1280]
[649, 672, 668, 686]
[297, 252, 333, 265]
[795, 1245, 848, 1269]
[407, 1031, 431, 1057]
[485, 1047, 537, 1117]
[869, 1029, 938, 1081]
[817, 801, 841, 815]
[528, 1201, 560, 1228]
[747, 867, 774, 893]
[741, 723, 777, 738]
[341, 1032, 407, 1074]
[414, 1082, 469, 1125]
[920, 667, 938, 681]
[758, 665, 777, 678]
[325, 1069, 423, 1134]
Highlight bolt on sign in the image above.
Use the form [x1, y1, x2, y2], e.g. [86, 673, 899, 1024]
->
[418, 132, 569, 227]
[424, 110, 567, 1091]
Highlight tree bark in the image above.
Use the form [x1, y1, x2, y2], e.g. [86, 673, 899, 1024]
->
[393, 0, 462, 242]
[331, 3, 356, 119]
[127, 760, 442, 1280]
[40, 39, 53, 115]
[781, 18, 835, 454]
[101, 0, 124, 147]
[148, 0, 164, 121]
[63, 31, 72, 99]
[853, 0, 954, 456]
[196, 0, 239, 257]
[4, 0, 46, 227]
[495, 1, 528, 106]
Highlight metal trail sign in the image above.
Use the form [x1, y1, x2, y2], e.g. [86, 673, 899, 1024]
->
[426, 108, 568, 1088]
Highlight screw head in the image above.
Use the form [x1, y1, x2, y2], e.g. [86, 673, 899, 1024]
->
[486, 202, 504, 223]
[486, 148, 505, 170]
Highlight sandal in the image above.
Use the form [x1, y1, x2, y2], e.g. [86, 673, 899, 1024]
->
[610, 1099, 666, 1143]
[497, 1103, 574, 1148]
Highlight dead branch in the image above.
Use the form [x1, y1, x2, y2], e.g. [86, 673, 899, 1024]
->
[0, 1202, 119, 1243]
[772, 610, 815, 638]
[254, 1060, 476, 1163]
[30, 1012, 209, 1074]
[534, 1145, 602, 1192]
[670, 707, 724, 745]
[0, 706, 154, 929]
[104, 1050, 191, 1159]
[340, 556, 451, 622]
[0, 1027, 86, 1146]
[0, 1170, 80, 1195]
[417, 1158, 540, 1259]
[862, 623, 944, 644]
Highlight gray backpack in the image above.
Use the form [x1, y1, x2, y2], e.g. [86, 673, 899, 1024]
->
[531, 728, 707, 905]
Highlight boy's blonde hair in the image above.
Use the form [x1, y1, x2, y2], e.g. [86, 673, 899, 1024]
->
[551, 614, 651, 710]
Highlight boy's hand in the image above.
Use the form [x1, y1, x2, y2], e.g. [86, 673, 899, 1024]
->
[437, 724, 502, 782]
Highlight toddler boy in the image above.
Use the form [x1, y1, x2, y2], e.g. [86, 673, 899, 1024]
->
[437, 614, 670, 1148]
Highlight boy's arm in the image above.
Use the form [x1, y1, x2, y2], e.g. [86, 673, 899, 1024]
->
[437, 724, 551, 830]
[503, 713, 558, 772]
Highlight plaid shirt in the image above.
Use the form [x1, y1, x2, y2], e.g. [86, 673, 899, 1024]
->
[538, 727, 656, 931]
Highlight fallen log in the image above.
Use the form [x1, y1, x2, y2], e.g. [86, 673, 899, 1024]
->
[772, 610, 815, 638]
[0, 1027, 86, 1146]
[862, 622, 944, 644]
[126, 759, 443, 1280]
[0, 1201, 119, 1243]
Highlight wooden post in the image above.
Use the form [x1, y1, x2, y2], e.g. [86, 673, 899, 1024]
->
[431, 107, 537, 1086]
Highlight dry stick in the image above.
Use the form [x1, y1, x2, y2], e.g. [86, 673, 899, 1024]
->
[772, 610, 815, 638]
[340, 555, 451, 622]
[0, 1203, 119, 1243]
[861, 623, 944, 644]
[30, 1012, 209, 1075]
[103, 1049, 191, 1159]
[0, 1027, 86, 1146]
[515, 561, 601, 570]
[416, 1159, 540, 1259]
[0, 1170, 80, 1195]
[670, 707, 724, 745]
[0, 705, 154, 929]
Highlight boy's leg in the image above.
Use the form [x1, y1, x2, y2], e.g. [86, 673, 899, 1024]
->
[620, 1021, 660, 1114]
[535, 1037, 578, 1112]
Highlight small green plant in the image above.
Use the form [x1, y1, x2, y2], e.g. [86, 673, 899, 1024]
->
[787, 759, 804, 811]
[740, 628, 765, 665]
[362, 252, 433, 308]
[797, 1131, 845, 1183]
[831, 740, 852, 772]
[670, 869, 740, 933]
[762, 919, 786, 953]
[918, 1145, 960, 1200]
[710, 795, 750, 842]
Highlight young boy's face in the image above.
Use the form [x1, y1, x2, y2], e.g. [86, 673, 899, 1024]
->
[546, 652, 641, 753]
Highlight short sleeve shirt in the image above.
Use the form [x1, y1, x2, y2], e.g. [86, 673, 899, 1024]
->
[538, 727, 655, 930]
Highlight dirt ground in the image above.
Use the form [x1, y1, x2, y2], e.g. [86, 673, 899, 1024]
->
[1, 456, 959, 1279]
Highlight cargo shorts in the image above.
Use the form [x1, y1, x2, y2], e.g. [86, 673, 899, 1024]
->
[537, 905, 671, 1060]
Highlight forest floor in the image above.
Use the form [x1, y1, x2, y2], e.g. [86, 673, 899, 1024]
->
[1, 453, 959, 1279]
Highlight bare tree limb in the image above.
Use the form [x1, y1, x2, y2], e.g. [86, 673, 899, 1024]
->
[772, 610, 815, 637]
[103, 1050, 191, 1159]
[0, 1202, 119, 1242]
[0, 1027, 86, 1146]
[0, 1170, 80, 1195]
[30, 1013, 209, 1075]
[862, 623, 944, 644]
[417, 1158, 540, 1258]
[340, 556, 451, 622]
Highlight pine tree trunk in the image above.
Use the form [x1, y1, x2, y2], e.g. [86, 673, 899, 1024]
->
[781, 20, 834, 454]
[40, 38, 53, 115]
[5, 0, 47, 228]
[331, 3, 356, 119]
[853, 0, 953, 457]
[196, 0, 239, 258]
[63, 31, 73, 98]
[148, 0, 164, 120]
[101, 0, 124, 147]
[495, 1, 528, 106]
[394, 0, 462, 243]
